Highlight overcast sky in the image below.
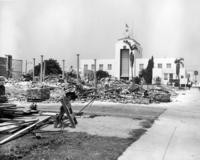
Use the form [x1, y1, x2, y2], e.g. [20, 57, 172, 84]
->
[0, 0, 200, 70]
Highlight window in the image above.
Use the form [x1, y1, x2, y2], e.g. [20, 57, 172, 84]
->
[84, 64, 88, 70]
[158, 63, 162, 68]
[91, 64, 95, 70]
[107, 64, 112, 70]
[166, 63, 171, 68]
[139, 64, 144, 71]
[99, 64, 103, 70]
[164, 73, 168, 80]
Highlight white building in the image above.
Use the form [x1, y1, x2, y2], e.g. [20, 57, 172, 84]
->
[136, 58, 186, 85]
[80, 59, 115, 76]
[80, 36, 187, 85]
[80, 36, 142, 80]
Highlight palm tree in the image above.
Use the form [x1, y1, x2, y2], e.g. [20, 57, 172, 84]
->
[124, 40, 140, 81]
[174, 58, 184, 86]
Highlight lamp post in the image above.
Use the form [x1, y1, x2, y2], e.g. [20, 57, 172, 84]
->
[33, 58, 35, 82]
[62, 59, 65, 79]
[94, 59, 97, 89]
[40, 55, 43, 82]
[77, 54, 80, 83]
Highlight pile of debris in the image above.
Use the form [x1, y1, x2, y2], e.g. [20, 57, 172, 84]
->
[3, 77, 175, 104]
[0, 103, 38, 118]
[0, 103, 51, 145]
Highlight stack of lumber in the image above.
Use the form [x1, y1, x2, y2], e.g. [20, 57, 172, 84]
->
[0, 118, 38, 134]
[0, 116, 51, 145]
[0, 103, 52, 145]
[0, 103, 38, 118]
[27, 88, 50, 102]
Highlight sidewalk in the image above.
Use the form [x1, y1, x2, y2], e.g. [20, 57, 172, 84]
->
[118, 88, 200, 160]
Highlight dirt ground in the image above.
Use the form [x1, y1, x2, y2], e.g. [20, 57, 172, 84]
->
[0, 102, 165, 160]
[43, 115, 142, 138]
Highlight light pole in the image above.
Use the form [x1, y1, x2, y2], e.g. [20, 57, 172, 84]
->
[40, 55, 43, 82]
[62, 59, 65, 79]
[94, 59, 97, 89]
[43, 60, 46, 81]
[33, 58, 35, 82]
[77, 54, 80, 83]
[25, 60, 28, 74]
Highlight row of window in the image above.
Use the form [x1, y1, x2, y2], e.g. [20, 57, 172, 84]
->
[158, 63, 172, 69]
[84, 64, 112, 70]
[139, 63, 172, 70]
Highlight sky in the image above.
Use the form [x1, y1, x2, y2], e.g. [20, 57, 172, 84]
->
[0, 0, 200, 71]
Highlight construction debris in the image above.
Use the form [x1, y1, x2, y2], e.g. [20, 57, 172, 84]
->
[27, 88, 50, 102]
[3, 77, 176, 104]
[0, 102, 54, 145]
[0, 116, 51, 145]
[0, 103, 38, 118]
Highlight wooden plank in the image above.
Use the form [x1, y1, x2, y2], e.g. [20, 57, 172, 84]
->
[60, 96, 75, 128]
[0, 116, 51, 145]
[0, 104, 16, 108]
[40, 112, 57, 116]
[0, 119, 38, 127]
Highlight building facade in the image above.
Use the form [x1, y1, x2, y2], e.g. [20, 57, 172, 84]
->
[80, 36, 142, 80]
[0, 56, 23, 79]
[80, 36, 187, 85]
[136, 58, 186, 85]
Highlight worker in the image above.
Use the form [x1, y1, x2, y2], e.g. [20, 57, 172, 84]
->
[55, 92, 78, 128]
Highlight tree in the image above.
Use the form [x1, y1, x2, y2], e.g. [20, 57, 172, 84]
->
[174, 58, 184, 85]
[96, 70, 109, 81]
[134, 76, 141, 85]
[140, 56, 154, 84]
[34, 59, 62, 76]
[123, 40, 141, 81]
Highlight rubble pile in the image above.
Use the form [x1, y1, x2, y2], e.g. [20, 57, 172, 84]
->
[27, 88, 50, 102]
[3, 77, 176, 104]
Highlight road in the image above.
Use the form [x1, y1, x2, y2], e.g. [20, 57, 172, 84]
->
[37, 100, 165, 120]
[118, 88, 200, 160]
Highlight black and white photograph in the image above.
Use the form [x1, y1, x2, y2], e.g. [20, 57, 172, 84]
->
[0, 0, 200, 159]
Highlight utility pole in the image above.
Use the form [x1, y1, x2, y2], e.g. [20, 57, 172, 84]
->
[77, 54, 80, 83]
[33, 58, 35, 82]
[62, 59, 65, 79]
[94, 59, 97, 89]
[40, 55, 43, 82]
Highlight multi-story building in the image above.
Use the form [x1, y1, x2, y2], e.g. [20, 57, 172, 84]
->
[80, 36, 187, 85]
[136, 58, 186, 85]
[80, 36, 142, 80]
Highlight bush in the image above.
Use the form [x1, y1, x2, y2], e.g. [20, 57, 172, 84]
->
[134, 77, 141, 85]
[155, 77, 161, 85]
[96, 70, 109, 80]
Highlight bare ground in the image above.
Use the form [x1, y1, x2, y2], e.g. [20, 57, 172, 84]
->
[0, 103, 165, 160]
